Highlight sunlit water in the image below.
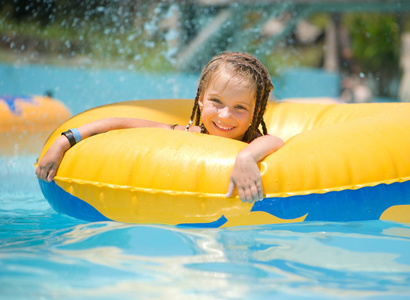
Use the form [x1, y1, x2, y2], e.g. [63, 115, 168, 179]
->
[1, 65, 409, 299]
[1, 155, 410, 300]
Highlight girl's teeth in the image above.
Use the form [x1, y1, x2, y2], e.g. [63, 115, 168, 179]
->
[216, 123, 233, 130]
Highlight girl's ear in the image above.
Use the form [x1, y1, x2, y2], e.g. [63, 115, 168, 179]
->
[198, 95, 204, 111]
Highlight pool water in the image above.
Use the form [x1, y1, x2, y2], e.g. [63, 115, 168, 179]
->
[1, 155, 410, 300]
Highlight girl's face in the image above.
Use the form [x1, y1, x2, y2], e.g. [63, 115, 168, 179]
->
[198, 70, 256, 141]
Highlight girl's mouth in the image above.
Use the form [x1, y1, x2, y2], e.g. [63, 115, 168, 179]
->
[213, 122, 235, 131]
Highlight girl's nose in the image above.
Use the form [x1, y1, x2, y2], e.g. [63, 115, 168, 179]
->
[218, 107, 231, 119]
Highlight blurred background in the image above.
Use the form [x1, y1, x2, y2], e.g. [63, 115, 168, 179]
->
[1, 0, 410, 113]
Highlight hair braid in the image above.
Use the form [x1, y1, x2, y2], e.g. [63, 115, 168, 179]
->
[189, 90, 201, 123]
[258, 68, 273, 136]
[242, 70, 263, 142]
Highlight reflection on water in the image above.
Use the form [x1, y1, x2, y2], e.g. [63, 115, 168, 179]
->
[1, 155, 410, 299]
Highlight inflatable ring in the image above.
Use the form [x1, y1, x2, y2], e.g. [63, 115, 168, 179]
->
[1, 95, 71, 155]
[37, 99, 410, 227]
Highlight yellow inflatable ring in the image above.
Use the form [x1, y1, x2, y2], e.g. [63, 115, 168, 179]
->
[37, 99, 410, 227]
[1, 95, 71, 155]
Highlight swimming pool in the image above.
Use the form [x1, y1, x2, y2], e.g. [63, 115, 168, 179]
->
[1, 155, 410, 299]
[1, 65, 410, 299]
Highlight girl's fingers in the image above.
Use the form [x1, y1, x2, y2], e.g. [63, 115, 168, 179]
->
[240, 185, 257, 203]
[46, 168, 56, 182]
[250, 185, 259, 203]
[36, 167, 44, 180]
[227, 177, 264, 203]
[245, 189, 253, 203]
[36, 162, 55, 182]
[226, 179, 235, 198]
[238, 188, 247, 203]
[257, 178, 264, 201]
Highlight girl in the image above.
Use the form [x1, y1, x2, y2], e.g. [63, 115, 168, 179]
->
[36, 52, 284, 203]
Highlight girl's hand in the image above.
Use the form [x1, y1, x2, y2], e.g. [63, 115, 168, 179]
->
[225, 134, 284, 203]
[226, 151, 263, 203]
[35, 136, 70, 182]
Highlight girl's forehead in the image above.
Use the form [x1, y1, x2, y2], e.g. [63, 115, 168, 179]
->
[207, 69, 256, 95]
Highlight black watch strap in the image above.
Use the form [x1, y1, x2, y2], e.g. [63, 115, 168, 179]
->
[61, 130, 76, 147]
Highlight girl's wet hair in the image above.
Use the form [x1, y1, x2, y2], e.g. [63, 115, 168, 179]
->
[189, 52, 273, 143]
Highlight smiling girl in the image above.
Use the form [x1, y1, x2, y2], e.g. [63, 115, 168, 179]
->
[36, 52, 284, 203]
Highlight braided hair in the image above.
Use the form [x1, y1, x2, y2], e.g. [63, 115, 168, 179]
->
[188, 52, 273, 143]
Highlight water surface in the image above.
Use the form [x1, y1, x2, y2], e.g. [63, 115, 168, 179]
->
[1, 155, 410, 300]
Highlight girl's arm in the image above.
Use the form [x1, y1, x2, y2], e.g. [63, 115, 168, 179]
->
[226, 134, 284, 203]
[36, 118, 171, 182]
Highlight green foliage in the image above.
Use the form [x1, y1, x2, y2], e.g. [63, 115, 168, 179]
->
[344, 13, 400, 73]
[0, 1, 175, 72]
[263, 44, 323, 77]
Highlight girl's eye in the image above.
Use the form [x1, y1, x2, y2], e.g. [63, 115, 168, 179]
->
[235, 105, 246, 110]
[210, 98, 222, 104]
